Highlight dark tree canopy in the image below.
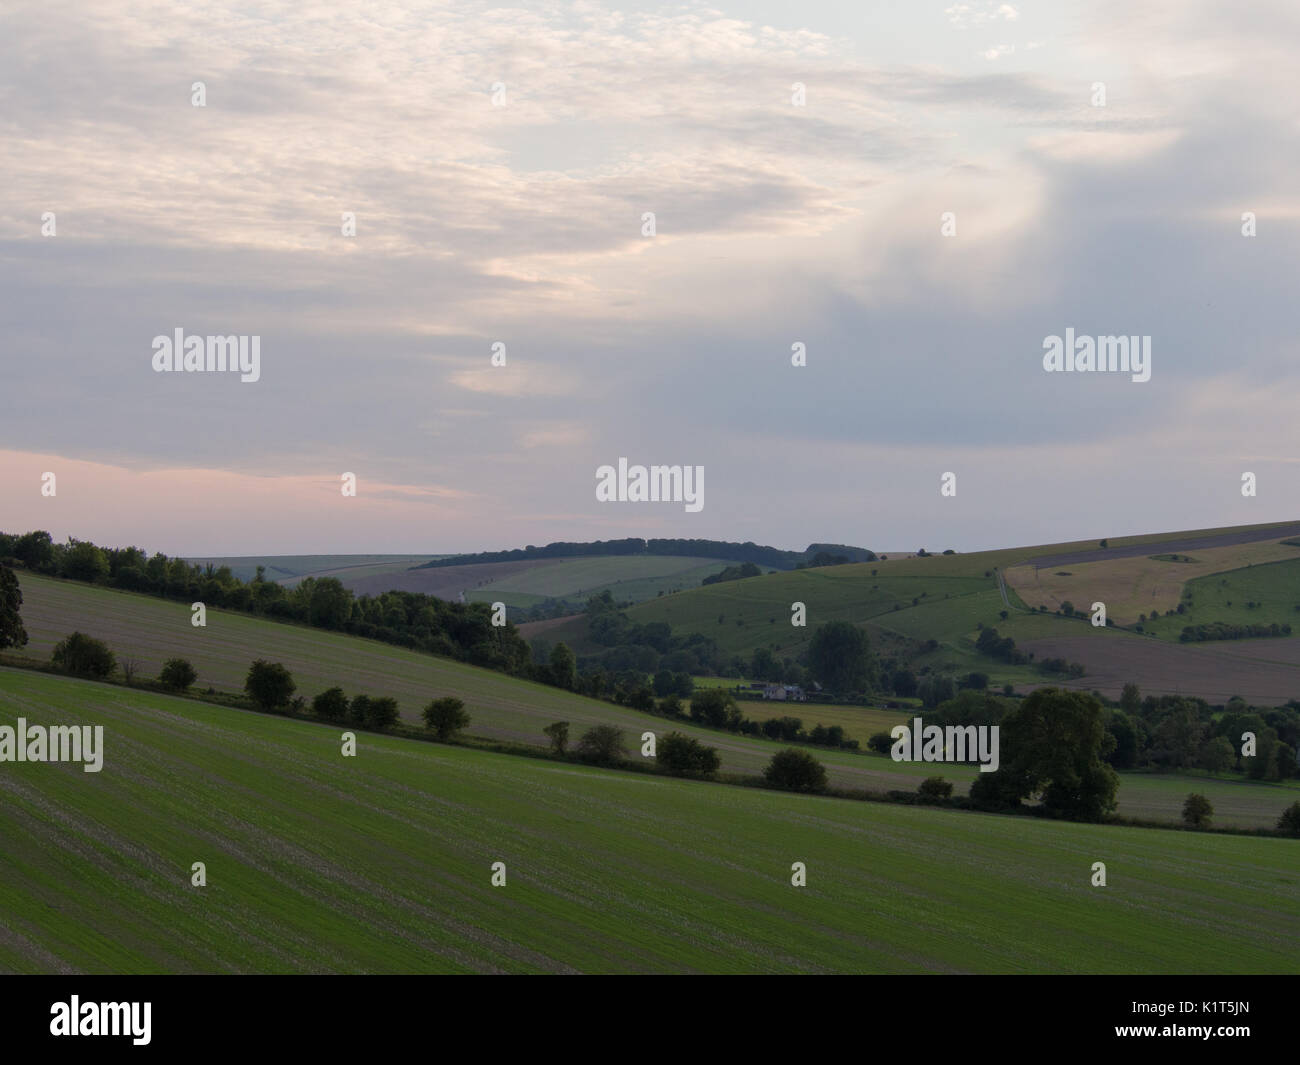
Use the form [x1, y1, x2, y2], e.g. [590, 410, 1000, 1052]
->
[0, 564, 28, 651]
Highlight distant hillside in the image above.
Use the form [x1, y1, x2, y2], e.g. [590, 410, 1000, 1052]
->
[529, 520, 1300, 704]
[414, 538, 876, 571]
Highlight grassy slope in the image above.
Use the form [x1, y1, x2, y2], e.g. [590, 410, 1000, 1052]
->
[182, 555, 445, 585]
[12, 573, 1299, 828]
[1, 668, 1296, 974]
[1159, 557, 1300, 642]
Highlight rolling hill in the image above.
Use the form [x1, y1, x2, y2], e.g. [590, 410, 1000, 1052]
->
[9, 571, 1298, 829]
[531, 521, 1300, 704]
[1, 667, 1295, 973]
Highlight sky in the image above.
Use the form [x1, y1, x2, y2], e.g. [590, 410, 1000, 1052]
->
[2, 0, 1298, 556]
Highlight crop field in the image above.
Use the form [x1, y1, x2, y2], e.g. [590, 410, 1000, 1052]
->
[1004, 539, 1300, 625]
[1, 668, 1296, 974]
[10, 574, 1297, 829]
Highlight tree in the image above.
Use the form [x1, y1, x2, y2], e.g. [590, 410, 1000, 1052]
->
[1120, 683, 1141, 716]
[1182, 793, 1213, 829]
[576, 724, 625, 765]
[1198, 735, 1234, 773]
[970, 688, 1119, 822]
[807, 621, 873, 693]
[244, 660, 296, 711]
[312, 687, 349, 721]
[543, 720, 570, 755]
[0, 564, 28, 650]
[13, 530, 56, 572]
[51, 632, 116, 677]
[423, 697, 469, 740]
[867, 731, 893, 754]
[762, 748, 828, 792]
[689, 688, 734, 728]
[160, 657, 198, 692]
[62, 540, 110, 583]
[349, 694, 372, 725]
[365, 696, 401, 731]
[919, 776, 953, 801]
[549, 642, 577, 690]
[307, 577, 352, 630]
[657, 732, 721, 778]
[1277, 801, 1300, 837]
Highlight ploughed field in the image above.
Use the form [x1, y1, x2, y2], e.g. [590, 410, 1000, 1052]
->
[1, 669, 1296, 974]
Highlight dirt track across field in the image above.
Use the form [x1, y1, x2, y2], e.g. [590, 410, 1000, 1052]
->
[1020, 634, 1300, 704]
[1028, 523, 1300, 569]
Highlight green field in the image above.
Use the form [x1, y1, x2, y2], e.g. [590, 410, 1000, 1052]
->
[464, 555, 748, 609]
[182, 554, 446, 586]
[1, 668, 1296, 974]
[11, 572, 1299, 828]
[1157, 557, 1300, 643]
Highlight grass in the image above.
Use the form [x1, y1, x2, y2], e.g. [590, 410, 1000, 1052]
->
[1159, 557, 1300, 643]
[1, 667, 1296, 974]
[13, 572, 1298, 829]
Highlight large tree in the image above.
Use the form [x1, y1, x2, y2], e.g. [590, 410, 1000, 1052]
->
[807, 620, 874, 693]
[0, 565, 28, 650]
[970, 688, 1119, 822]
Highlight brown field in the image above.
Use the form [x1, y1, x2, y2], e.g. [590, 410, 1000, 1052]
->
[1019, 633, 1300, 704]
[517, 613, 584, 639]
[1005, 538, 1300, 624]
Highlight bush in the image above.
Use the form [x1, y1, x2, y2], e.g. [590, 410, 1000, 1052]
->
[364, 696, 401, 731]
[762, 748, 828, 792]
[657, 732, 721, 778]
[244, 660, 295, 711]
[918, 776, 953, 801]
[423, 697, 469, 740]
[51, 632, 116, 678]
[1182, 793, 1213, 828]
[543, 720, 570, 755]
[311, 687, 349, 721]
[1277, 801, 1300, 837]
[867, 731, 893, 754]
[159, 657, 198, 692]
[349, 694, 371, 725]
[576, 724, 626, 765]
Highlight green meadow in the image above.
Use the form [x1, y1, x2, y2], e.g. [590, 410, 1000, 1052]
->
[1, 668, 1295, 974]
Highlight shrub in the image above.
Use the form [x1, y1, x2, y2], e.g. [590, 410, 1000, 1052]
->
[576, 724, 626, 765]
[51, 632, 116, 678]
[762, 748, 828, 792]
[918, 776, 953, 801]
[423, 696, 469, 740]
[1277, 801, 1300, 837]
[657, 732, 721, 778]
[159, 657, 198, 692]
[543, 720, 570, 755]
[311, 687, 349, 721]
[1182, 793, 1213, 829]
[867, 731, 893, 754]
[244, 660, 295, 710]
[365, 696, 401, 731]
